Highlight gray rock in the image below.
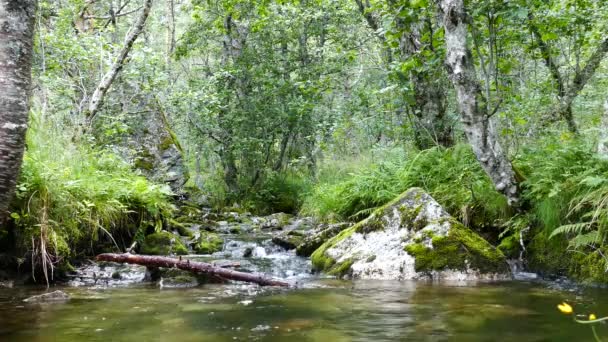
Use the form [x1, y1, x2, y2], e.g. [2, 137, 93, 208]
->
[296, 222, 352, 257]
[311, 188, 510, 281]
[24, 290, 70, 303]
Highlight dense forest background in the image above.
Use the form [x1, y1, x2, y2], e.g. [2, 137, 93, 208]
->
[2, 0, 608, 284]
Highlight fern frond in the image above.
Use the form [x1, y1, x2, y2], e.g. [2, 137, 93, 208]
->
[550, 222, 592, 238]
[568, 231, 600, 249]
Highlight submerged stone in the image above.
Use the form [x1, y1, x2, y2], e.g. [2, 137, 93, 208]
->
[311, 188, 510, 280]
[24, 290, 70, 303]
[141, 231, 189, 256]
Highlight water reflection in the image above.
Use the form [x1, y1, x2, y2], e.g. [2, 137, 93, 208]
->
[1, 280, 607, 341]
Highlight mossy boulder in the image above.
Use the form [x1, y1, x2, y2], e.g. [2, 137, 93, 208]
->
[272, 230, 306, 250]
[311, 188, 510, 280]
[140, 231, 188, 255]
[527, 231, 608, 284]
[296, 222, 352, 257]
[193, 232, 224, 254]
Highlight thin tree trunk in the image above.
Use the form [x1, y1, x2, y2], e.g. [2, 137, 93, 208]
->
[0, 1, 37, 222]
[438, 0, 519, 206]
[85, 0, 153, 127]
[96, 253, 289, 287]
[528, 11, 608, 134]
[165, 0, 175, 65]
[598, 100, 608, 158]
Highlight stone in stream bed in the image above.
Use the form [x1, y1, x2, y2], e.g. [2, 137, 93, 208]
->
[140, 231, 189, 256]
[272, 231, 306, 250]
[311, 188, 510, 281]
[192, 232, 224, 254]
[295, 222, 352, 256]
[23, 290, 70, 303]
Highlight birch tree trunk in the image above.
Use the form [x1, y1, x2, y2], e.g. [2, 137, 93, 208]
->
[437, 0, 519, 206]
[0, 1, 37, 222]
[85, 0, 153, 127]
[598, 100, 608, 158]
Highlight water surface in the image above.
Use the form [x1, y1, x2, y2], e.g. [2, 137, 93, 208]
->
[0, 279, 605, 341]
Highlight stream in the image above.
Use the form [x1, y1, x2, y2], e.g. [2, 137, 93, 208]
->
[1, 221, 607, 341]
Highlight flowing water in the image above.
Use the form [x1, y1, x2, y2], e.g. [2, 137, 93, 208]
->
[1, 232, 608, 341]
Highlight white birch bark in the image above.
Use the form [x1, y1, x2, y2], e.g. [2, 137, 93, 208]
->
[437, 0, 519, 206]
[0, 0, 37, 222]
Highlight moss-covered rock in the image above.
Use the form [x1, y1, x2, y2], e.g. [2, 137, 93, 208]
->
[296, 222, 352, 257]
[527, 231, 608, 284]
[272, 230, 306, 250]
[140, 231, 188, 255]
[311, 188, 509, 280]
[404, 221, 507, 274]
[193, 232, 223, 254]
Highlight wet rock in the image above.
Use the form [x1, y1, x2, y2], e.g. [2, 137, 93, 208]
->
[68, 261, 147, 287]
[0, 280, 13, 288]
[272, 231, 305, 250]
[258, 213, 293, 230]
[24, 290, 70, 303]
[243, 247, 254, 258]
[311, 188, 510, 281]
[140, 231, 189, 255]
[296, 223, 352, 257]
[158, 269, 200, 288]
[192, 232, 224, 254]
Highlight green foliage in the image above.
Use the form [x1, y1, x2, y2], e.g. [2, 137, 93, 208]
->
[244, 171, 312, 214]
[302, 144, 508, 228]
[9, 118, 175, 274]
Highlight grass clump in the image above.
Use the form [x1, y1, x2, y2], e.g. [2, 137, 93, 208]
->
[6, 119, 175, 282]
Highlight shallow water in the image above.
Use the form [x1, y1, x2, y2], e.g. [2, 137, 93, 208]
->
[1, 279, 607, 341]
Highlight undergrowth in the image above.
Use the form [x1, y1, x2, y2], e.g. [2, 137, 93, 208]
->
[6, 118, 175, 283]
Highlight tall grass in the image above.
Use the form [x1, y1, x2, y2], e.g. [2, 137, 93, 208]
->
[301, 144, 509, 227]
[8, 118, 175, 283]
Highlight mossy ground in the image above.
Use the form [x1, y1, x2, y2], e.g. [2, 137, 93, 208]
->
[404, 221, 508, 274]
[140, 231, 188, 255]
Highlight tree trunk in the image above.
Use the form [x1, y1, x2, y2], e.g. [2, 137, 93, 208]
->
[598, 100, 608, 158]
[96, 253, 289, 287]
[86, 0, 153, 127]
[400, 20, 452, 149]
[438, 0, 519, 206]
[165, 0, 176, 65]
[0, 1, 37, 223]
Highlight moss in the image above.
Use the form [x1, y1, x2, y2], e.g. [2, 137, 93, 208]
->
[159, 135, 175, 151]
[193, 232, 223, 254]
[399, 203, 424, 229]
[527, 231, 608, 284]
[327, 259, 354, 277]
[404, 220, 507, 274]
[141, 231, 188, 255]
[366, 255, 376, 262]
[311, 225, 356, 271]
[134, 158, 154, 171]
[168, 219, 194, 238]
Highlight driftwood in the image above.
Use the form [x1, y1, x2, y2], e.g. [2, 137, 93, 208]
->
[96, 253, 289, 287]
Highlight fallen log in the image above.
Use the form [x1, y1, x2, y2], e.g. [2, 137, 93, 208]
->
[96, 253, 289, 287]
